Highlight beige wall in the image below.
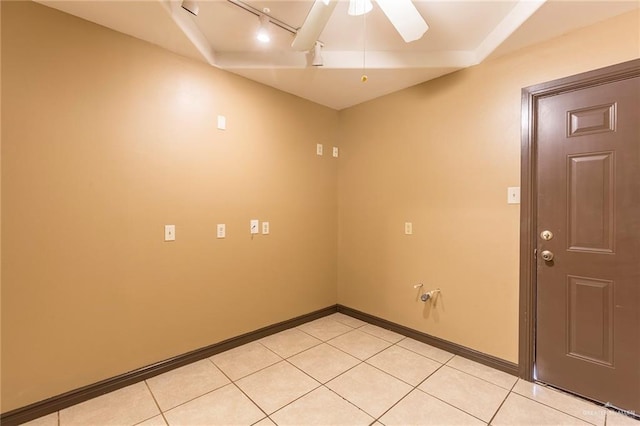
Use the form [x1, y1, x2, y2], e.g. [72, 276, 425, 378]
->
[337, 9, 640, 363]
[1, 1, 338, 412]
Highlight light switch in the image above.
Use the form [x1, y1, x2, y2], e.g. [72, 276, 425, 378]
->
[250, 219, 259, 234]
[262, 222, 270, 235]
[217, 115, 226, 130]
[217, 224, 226, 239]
[164, 225, 176, 241]
[404, 222, 413, 235]
[332, 147, 339, 158]
[316, 144, 323, 156]
[508, 187, 521, 204]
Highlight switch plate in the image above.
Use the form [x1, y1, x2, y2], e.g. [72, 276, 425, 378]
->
[164, 225, 176, 241]
[332, 147, 339, 157]
[262, 222, 270, 235]
[250, 219, 259, 234]
[217, 224, 226, 239]
[508, 187, 521, 204]
[217, 115, 226, 130]
[316, 143, 323, 156]
[404, 222, 413, 235]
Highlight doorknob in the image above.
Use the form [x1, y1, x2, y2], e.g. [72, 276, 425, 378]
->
[541, 250, 554, 261]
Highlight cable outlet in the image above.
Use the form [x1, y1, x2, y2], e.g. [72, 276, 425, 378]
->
[316, 143, 323, 156]
[332, 147, 339, 157]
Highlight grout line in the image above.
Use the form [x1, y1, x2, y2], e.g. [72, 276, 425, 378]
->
[443, 363, 518, 391]
[214, 361, 271, 421]
[142, 381, 170, 426]
[510, 390, 607, 426]
[487, 389, 512, 425]
[395, 338, 456, 364]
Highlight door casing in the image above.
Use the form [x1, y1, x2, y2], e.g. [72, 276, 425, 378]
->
[518, 58, 640, 382]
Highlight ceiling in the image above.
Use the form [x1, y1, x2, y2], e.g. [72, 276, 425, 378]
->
[37, 0, 639, 110]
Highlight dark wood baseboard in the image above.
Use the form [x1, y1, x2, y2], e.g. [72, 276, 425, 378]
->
[3, 304, 520, 425]
[337, 305, 519, 376]
[0, 305, 338, 426]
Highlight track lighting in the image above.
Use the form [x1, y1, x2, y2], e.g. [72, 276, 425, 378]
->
[311, 41, 324, 66]
[181, 0, 199, 16]
[256, 14, 271, 43]
[348, 0, 373, 16]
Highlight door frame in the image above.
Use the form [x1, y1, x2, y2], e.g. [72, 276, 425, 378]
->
[518, 58, 640, 381]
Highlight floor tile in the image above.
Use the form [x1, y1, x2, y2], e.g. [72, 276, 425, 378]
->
[288, 343, 360, 383]
[59, 382, 160, 426]
[163, 384, 264, 426]
[380, 389, 486, 425]
[327, 363, 412, 418]
[259, 328, 322, 358]
[328, 313, 367, 328]
[146, 359, 230, 411]
[270, 386, 374, 425]
[447, 356, 517, 390]
[328, 329, 391, 360]
[367, 345, 442, 386]
[136, 415, 167, 426]
[210, 341, 281, 380]
[491, 393, 590, 425]
[235, 361, 320, 414]
[359, 324, 404, 343]
[20, 412, 58, 426]
[606, 410, 640, 425]
[512, 380, 605, 425]
[397, 337, 455, 363]
[297, 317, 353, 341]
[419, 366, 508, 422]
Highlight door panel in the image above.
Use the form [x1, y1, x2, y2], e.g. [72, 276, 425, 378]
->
[535, 76, 639, 412]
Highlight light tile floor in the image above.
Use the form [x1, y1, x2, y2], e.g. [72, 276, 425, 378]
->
[22, 313, 640, 426]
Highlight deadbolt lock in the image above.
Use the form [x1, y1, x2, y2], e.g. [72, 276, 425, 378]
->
[541, 250, 554, 261]
[540, 230, 554, 241]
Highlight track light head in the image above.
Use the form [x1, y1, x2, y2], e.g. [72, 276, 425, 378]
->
[181, 0, 199, 16]
[256, 14, 271, 43]
[311, 41, 324, 67]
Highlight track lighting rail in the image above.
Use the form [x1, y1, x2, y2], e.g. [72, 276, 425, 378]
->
[226, 0, 299, 36]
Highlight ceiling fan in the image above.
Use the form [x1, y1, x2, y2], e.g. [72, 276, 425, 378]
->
[291, 0, 429, 51]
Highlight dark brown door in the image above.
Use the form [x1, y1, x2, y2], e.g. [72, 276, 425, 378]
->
[535, 75, 639, 412]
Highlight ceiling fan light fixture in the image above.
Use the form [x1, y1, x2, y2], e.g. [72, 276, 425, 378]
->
[348, 0, 373, 16]
[256, 14, 271, 43]
[181, 0, 199, 16]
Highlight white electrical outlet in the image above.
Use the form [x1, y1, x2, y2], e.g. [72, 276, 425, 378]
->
[332, 147, 339, 157]
[217, 224, 226, 239]
[250, 219, 259, 235]
[217, 115, 226, 130]
[262, 222, 270, 235]
[316, 143, 323, 156]
[508, 187, 521, 204]
[164, 225, 176, 241]
[404, 222, 413, 235]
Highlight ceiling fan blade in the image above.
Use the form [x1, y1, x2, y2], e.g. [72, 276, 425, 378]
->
[291, 0, 338, 51]
[375, 0, 428, 43]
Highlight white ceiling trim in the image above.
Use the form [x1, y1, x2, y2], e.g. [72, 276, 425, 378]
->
[473, 0, 547, 64]
[215, 50, 476, 69]
[162, 0, 217, 66]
